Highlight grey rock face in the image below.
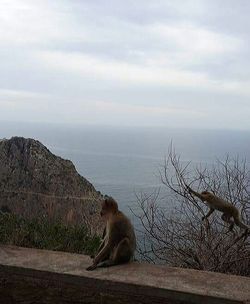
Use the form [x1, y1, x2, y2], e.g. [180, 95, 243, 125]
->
[0, 137, 103, 233]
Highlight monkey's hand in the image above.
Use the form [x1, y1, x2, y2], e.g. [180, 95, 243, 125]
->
[93, 256, 100, 264]
[86, 264, 97, 271]
[186, 185, 193, 193]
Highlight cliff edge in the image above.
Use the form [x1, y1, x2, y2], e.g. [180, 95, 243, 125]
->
[0, 137, 103, 233]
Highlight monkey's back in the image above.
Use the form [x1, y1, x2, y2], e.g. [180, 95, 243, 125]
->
[110, 211, 136, 251]
[207, 194, 238, 215]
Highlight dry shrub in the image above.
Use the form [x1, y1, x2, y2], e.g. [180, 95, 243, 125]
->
[133, 146, 250, 276]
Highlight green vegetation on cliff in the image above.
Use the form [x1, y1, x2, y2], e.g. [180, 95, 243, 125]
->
[0, 212, 100, 256]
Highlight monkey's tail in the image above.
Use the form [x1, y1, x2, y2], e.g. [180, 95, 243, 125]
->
[234, 215, 250, 230]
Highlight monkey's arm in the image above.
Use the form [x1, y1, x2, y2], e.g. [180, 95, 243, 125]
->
[95, 239, 105, 256]
[93, 239, 113, 264]
[96, 227, 107, 253]
[91, 227, 106, 258]
[187, 186, 205, 201]
[89, 223, 119, 268]
[86, 240, 113, 271]
[202, 208, 214, 221]
[102, 226, 106, 238]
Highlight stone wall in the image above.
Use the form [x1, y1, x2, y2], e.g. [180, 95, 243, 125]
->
[0, 245, 249, 304]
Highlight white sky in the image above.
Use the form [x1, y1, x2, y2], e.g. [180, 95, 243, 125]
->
[0, 0, 250, 129]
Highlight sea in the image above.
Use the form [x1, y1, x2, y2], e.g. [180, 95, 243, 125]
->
[1, 121, 250, 229]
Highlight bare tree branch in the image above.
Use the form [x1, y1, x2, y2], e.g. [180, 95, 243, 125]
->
[133, 147, 250, 276]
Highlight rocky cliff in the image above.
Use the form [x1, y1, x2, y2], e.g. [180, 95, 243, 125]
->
[0, 137, 103, 233]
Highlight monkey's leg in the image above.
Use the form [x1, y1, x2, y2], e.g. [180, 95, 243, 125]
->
[91, 249, 109, 263]
[202, 208, 214, 221]
[96, 238, 132, 269]
[96, 259, 116, 268]
[112, 237, 132, 264]
[221, 213, 235, 231]
[91, 238, 106, 259]
[86, 239, 113, 271]
[86, 251, 110, 271]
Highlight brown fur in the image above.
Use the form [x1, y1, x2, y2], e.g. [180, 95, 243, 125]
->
[188, 187, 249, 231]
[86, 197, 136, 271]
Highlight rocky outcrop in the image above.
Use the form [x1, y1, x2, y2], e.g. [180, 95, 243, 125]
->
[0, 137, 103, 233]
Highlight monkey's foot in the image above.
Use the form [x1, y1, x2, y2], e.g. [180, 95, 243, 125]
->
[86, 264, 97, 271]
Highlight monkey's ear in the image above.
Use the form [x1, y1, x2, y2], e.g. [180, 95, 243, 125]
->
[104, 197, 111, 207]
[103, 195, 109, 202]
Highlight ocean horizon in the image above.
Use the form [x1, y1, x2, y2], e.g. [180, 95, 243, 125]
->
[1, 121, 250, 226]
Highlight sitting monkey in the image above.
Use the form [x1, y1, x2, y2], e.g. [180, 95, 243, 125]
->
[86, 196, 136, 271]
[187, 186, 249, 232]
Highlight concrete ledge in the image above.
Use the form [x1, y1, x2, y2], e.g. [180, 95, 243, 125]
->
[0, 245, 249, 304]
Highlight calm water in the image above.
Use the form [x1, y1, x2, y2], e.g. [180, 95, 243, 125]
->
[1, 121, 250, 226]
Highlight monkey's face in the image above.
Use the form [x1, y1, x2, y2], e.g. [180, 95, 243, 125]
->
[100, 200, 109, 218]
[100, 198, 118, 218]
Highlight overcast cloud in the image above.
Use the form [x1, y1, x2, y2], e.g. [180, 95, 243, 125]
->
[0, 0, 250, 129]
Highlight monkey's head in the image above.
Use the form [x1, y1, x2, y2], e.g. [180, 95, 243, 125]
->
[201, 191, 213, 200]
[100, 197, 118, 218]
